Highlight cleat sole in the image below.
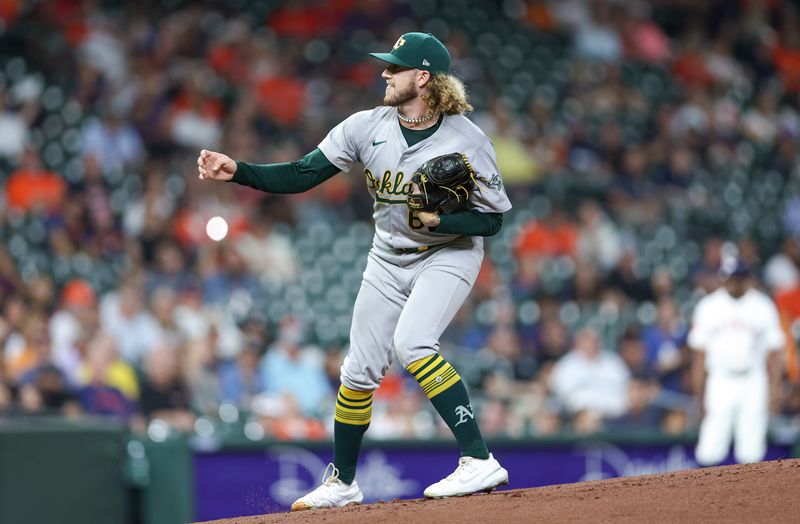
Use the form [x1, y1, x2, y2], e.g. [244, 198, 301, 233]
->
[291, 501, 361, 511]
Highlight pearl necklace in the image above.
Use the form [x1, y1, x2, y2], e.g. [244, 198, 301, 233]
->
[397, 109, 438, 124]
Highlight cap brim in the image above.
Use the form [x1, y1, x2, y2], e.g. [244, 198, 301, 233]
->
[369, 52, 416, 69]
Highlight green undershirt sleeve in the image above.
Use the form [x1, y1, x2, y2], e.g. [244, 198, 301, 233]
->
[432, 211, 503, 237]
[230, 148, 339, 194]
[231, 148, 503, 237]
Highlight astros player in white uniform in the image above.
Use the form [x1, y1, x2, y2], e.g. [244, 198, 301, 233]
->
[197, 33, 511, 509]
[689, 257, 785, 465]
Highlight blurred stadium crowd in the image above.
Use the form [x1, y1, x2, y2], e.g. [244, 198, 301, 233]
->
[2, 0, 800, 444]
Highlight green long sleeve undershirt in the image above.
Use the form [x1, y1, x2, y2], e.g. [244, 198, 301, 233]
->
[230, 148, 503, 237]
[432, 210, 503, 236]
[232, 148, 339, 193]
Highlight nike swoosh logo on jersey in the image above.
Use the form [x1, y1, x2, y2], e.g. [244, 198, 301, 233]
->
[372, 140, 387, 146]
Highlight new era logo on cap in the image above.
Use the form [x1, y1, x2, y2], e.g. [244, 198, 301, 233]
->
[422, 59, 430, 66]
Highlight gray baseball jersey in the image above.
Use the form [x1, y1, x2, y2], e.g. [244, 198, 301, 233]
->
[318, 106, 512, 253]
[318, 106, 512, 390]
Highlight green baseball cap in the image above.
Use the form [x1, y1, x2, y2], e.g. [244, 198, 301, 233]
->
[370, 32, 451, 74]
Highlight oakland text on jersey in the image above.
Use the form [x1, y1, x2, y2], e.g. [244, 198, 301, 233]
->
[364, 168, 413, 203]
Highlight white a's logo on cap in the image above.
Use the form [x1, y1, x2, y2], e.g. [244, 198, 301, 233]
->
[393, 37, 406, 50]
[422, 59, 430, 66]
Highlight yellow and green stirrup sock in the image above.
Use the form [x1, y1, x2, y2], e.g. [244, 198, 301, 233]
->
[407, 354, 489, 459]
[333, 385, 373, 484]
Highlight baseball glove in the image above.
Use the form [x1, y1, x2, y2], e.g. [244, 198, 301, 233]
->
[407, 152, 477, 214]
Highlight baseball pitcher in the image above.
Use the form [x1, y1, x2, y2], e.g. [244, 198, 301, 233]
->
[689, 257, 785, 465]
[197, 32, 511, 509]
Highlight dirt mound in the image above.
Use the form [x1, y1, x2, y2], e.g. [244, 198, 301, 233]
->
[196, 459, 800, 524]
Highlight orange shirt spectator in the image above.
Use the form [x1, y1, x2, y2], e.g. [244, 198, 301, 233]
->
[772, 45, 800, 93]
[5, 150, 66, 213]
[208, 43, 249, 85]
[267, 4, 325, 39]
[5, 315, 50, 384]
[266, 1, 351, 39]
[525, 1, 556, 32]
[774, 287, 800, 382]
[672, 46, 713, 89]
[0, 0, 19, 26]
[514, 212, 578, 259]
[256, 76, 306, 126]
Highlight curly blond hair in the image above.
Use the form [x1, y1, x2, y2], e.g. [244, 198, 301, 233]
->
[422, 73, 473, 116]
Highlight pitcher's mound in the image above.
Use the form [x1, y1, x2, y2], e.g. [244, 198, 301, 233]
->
[197, 458, 800, 524]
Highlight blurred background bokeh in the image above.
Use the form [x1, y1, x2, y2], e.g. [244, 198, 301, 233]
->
[2, 0, 800, 522]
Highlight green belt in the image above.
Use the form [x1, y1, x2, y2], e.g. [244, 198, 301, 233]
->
[394, 240, 456, 254]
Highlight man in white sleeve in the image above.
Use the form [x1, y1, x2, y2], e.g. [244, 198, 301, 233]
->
[689, 257, 785, 465]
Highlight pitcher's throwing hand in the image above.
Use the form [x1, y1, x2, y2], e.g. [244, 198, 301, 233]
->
[197, 149, 236, 181]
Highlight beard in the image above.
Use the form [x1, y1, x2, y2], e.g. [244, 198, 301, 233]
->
[384, 83, 417, 106]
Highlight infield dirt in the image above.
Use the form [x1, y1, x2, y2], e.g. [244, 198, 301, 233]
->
[197, 458, 800, 523]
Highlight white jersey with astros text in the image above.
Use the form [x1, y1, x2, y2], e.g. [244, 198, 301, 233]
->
[318, 106, 512, 250]
[688, 288, 785, 375]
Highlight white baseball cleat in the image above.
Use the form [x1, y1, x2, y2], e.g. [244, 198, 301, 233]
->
[291, 464, 364, 511]
[424, 453, 509, 499]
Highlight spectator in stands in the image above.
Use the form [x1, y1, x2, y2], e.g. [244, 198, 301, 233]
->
[576, 200, 623, 272]
[81, 106, 144, 172]
[514, 209, 577, 260]
[77, 332, 139, 402]
[478, 398, 515, 438]
[569, 260, 602, 305]
[77, 332, 139, 423]
[202, 243, 262, 308]
[369, 389, 436, 440]
[71, 154, 124, 255]
[742, 90, 780, 146]
[4, 314, 51, 386]
[258, 317, 331, 418]
[218, 346, 264, 408]
[1, 296, 28, 379]
[100, 279, 162, 365]
[235, 208, 299, 287]
[656, 145, 697, 191]
[440, 299, 487, 352]
[535, 314, 571, 366]
[773, 261, 800, 384]
[49, 279, 98, 386]
[642, 297, 690, 392]
[610, 330, 665, 430]
[0, 87, 29, 160]
[252, 390, 326, 440]
[607, 249, 654, 303]
[181, 332, 221, 417]
[0, 381, 11, 414]
[5, 148, 66, 214]
[619, 328, 653, 381]
[692, 237, 724, 293]
[18, 363, 80, 416]
[572, 0, 624, 62]
[146, 239, 196, 297]
[482, 325, 537, 386]
[139, 342, 194, 432]
[148, 285, 182, 345]
[650, 267, 676, 301]
[0, 247, 23, 300]
[167, 71, 223, 150]
[122, 167, 179, 243]
[622, 2, 670, 64]
[549, 326, 631, 429]
[25, 273, 56, 314]
[764, 236, 800, 293]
